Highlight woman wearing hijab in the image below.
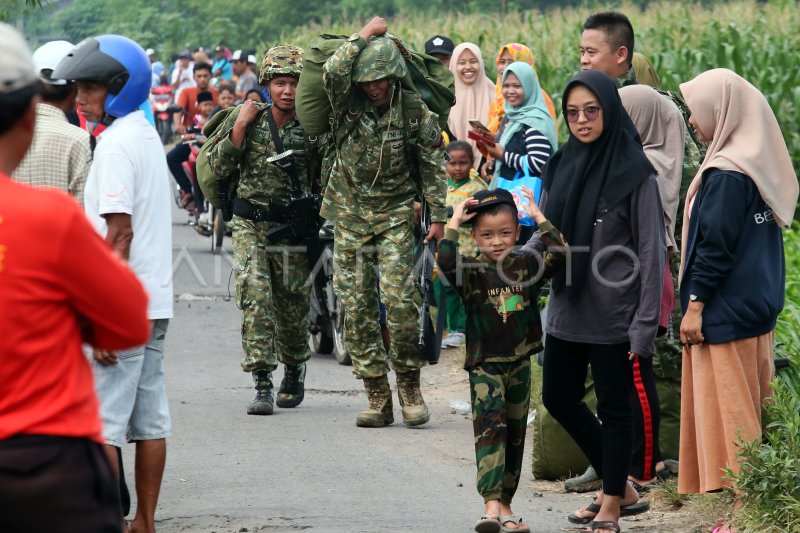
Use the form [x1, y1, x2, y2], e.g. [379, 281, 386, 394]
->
[521, 70, 665, 533]
[487, 43, 557, 135]
[448, 43, 495, 168]
[677, 69, 798, 495]
[619, 84, 685, 489]
[476, 62, 557, 240]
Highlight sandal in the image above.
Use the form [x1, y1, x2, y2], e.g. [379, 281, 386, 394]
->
[589, 520, 621, 533]
[180, 191, 198, 217]
[567, 501, 650, 525]
[628, 470, 673, 494]
[500, 515, 530, 532]
[475, 513, 501, 533]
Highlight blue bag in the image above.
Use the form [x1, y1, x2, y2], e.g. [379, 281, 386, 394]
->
[494, 157, 542, 227]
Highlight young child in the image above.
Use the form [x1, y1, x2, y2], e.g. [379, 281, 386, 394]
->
[437, 188, 565, 533]
[192, 90, 215, 129]
[439, 141, 488, 349]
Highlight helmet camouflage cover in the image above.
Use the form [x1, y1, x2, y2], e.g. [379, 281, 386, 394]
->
[260, 44, 303, 84]
[352, 36, 407, 83]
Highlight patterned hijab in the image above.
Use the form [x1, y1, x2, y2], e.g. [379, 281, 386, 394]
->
[487, 43, 557, 135]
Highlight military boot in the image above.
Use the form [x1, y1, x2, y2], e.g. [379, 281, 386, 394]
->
[276, 363, 306, 408]
[396, 369, 430, 427]
[356, 375, 394, 427]
[247, 369, 274, 415]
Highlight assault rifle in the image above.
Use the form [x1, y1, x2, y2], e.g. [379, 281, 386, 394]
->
[417, 200, 445, 365]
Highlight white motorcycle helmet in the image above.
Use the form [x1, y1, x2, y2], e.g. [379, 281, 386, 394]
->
[32, 40, 75, 85]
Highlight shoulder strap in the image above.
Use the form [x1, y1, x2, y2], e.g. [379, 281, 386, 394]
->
[265, 107, 302, 195]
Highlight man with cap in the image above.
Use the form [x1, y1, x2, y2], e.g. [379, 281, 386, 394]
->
[212, 45, 233, 82]
[425, 34, 455, 67]
[232, 49, 259, 100]
[146, 48, 165, 88]
[207, 45, 315, 416]
[322, 17, 447, 428]
[12, 39, 92, 204]
[171, 50, 196, 102]
[0, 23, 151, 531]
[53, 33, 174, 533]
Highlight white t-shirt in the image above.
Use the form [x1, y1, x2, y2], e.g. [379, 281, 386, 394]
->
[171, 61, 196, 103]
[84, 111, 174, 320]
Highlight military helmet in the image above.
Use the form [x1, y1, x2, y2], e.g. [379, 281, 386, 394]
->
[260, 45, 303, 84]
[352, 37, 407, 83]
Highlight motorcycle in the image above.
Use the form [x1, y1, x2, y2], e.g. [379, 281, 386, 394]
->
[308, 220, 350, 365]
[179, 132, 227, 253]
[150, 83, 180, 144]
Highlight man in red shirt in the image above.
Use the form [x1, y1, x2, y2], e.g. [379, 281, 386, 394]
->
[173, 61, 217, 134]
[0, 24, 151, 532]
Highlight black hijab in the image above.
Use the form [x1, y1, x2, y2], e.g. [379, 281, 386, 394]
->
[543, 70, 655, 294]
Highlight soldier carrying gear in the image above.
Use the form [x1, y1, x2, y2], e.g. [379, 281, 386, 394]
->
[207, 44, 316, 416]
[321, 17, 448, 428]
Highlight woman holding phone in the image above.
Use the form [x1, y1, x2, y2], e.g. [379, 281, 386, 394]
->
[474, 62, 558, 240]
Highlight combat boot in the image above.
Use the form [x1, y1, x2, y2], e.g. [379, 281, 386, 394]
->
[356, 375, 394, 427]
[396, 369, 430, 427]
[276, 363, 306, 408]
[247, 369, 274, 415]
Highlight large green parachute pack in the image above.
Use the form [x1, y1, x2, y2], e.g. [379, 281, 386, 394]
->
[296, 33, 455, 136]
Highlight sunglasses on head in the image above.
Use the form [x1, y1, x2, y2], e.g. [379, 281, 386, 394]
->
[566, 105, 601, 123]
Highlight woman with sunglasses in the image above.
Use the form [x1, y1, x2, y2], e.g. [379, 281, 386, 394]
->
[521, 70, 665, 533]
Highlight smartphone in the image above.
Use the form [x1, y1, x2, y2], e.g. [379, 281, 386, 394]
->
[468, 130, 496, 147]
[468, 119, 489, 132]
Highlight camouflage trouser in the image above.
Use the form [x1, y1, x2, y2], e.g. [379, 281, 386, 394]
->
[231, 217, 311, 372]
[332, 219, 425, 379]
[470, 359, 531, 503]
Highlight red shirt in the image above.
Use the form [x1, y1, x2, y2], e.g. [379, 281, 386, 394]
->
[178, 86, 218, 129]
[0, 175, 150, 443]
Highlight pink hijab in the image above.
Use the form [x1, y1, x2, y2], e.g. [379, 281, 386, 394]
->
[679, 69, 798, 273]
[447, 43, 495, 167]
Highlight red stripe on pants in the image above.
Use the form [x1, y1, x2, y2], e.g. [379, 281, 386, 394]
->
[632, 356, 654, 478]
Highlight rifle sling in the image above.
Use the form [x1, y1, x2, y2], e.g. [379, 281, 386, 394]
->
[265, 107, 303, 195]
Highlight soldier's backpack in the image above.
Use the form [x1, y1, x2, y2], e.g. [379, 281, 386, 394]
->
[296, 33, 455, 136]
[196, 105, 240, 209]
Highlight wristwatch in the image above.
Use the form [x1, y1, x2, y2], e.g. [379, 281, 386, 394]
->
[689, 294, 704, 303]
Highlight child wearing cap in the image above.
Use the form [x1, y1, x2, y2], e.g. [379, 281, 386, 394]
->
[437, 188, 566, 533]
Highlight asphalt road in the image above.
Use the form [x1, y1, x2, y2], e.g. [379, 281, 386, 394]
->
[118, 202, 678, 532]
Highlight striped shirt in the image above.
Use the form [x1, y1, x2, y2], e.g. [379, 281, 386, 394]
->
[502, 126, 552, 176]
[12, 103, 92, 205]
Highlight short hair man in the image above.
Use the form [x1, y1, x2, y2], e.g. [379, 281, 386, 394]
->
[12, 39, 92, 204]
[233, 49, 259, 99]
[53, 33, 175, 532]
[425, 35, 455, 68]
[580, 11, 636, 84]
[171, 50, 196, 102]
[0, 23, 151, 531]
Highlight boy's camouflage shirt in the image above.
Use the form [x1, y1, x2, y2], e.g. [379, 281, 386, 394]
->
[320, 34, 447, 235]
[437, 224, 565, 369]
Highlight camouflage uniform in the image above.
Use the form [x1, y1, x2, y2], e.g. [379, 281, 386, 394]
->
[322, 35, 447, 380]
[437, 224, 565, 501]
[206, 47, 312, 408]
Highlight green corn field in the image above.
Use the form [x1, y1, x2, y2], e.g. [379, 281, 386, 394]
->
[284, 0, 800, 176]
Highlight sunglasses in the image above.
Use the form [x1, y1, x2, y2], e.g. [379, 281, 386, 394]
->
[566, 105, 601, 123]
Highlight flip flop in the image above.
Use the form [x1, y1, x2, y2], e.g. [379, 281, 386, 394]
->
[567, 500, 650, 524]
[500, 515, 530, 533]
[589, 520, 621, 533]
[475, 513, 502, 533]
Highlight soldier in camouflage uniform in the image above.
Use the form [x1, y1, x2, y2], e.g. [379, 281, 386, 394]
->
[437, 189, 565, 531]
[207, 45, 313, 415]
[321, 17, 447, 428]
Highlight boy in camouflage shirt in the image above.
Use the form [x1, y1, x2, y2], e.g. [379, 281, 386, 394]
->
[437, 188, 565, 533]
